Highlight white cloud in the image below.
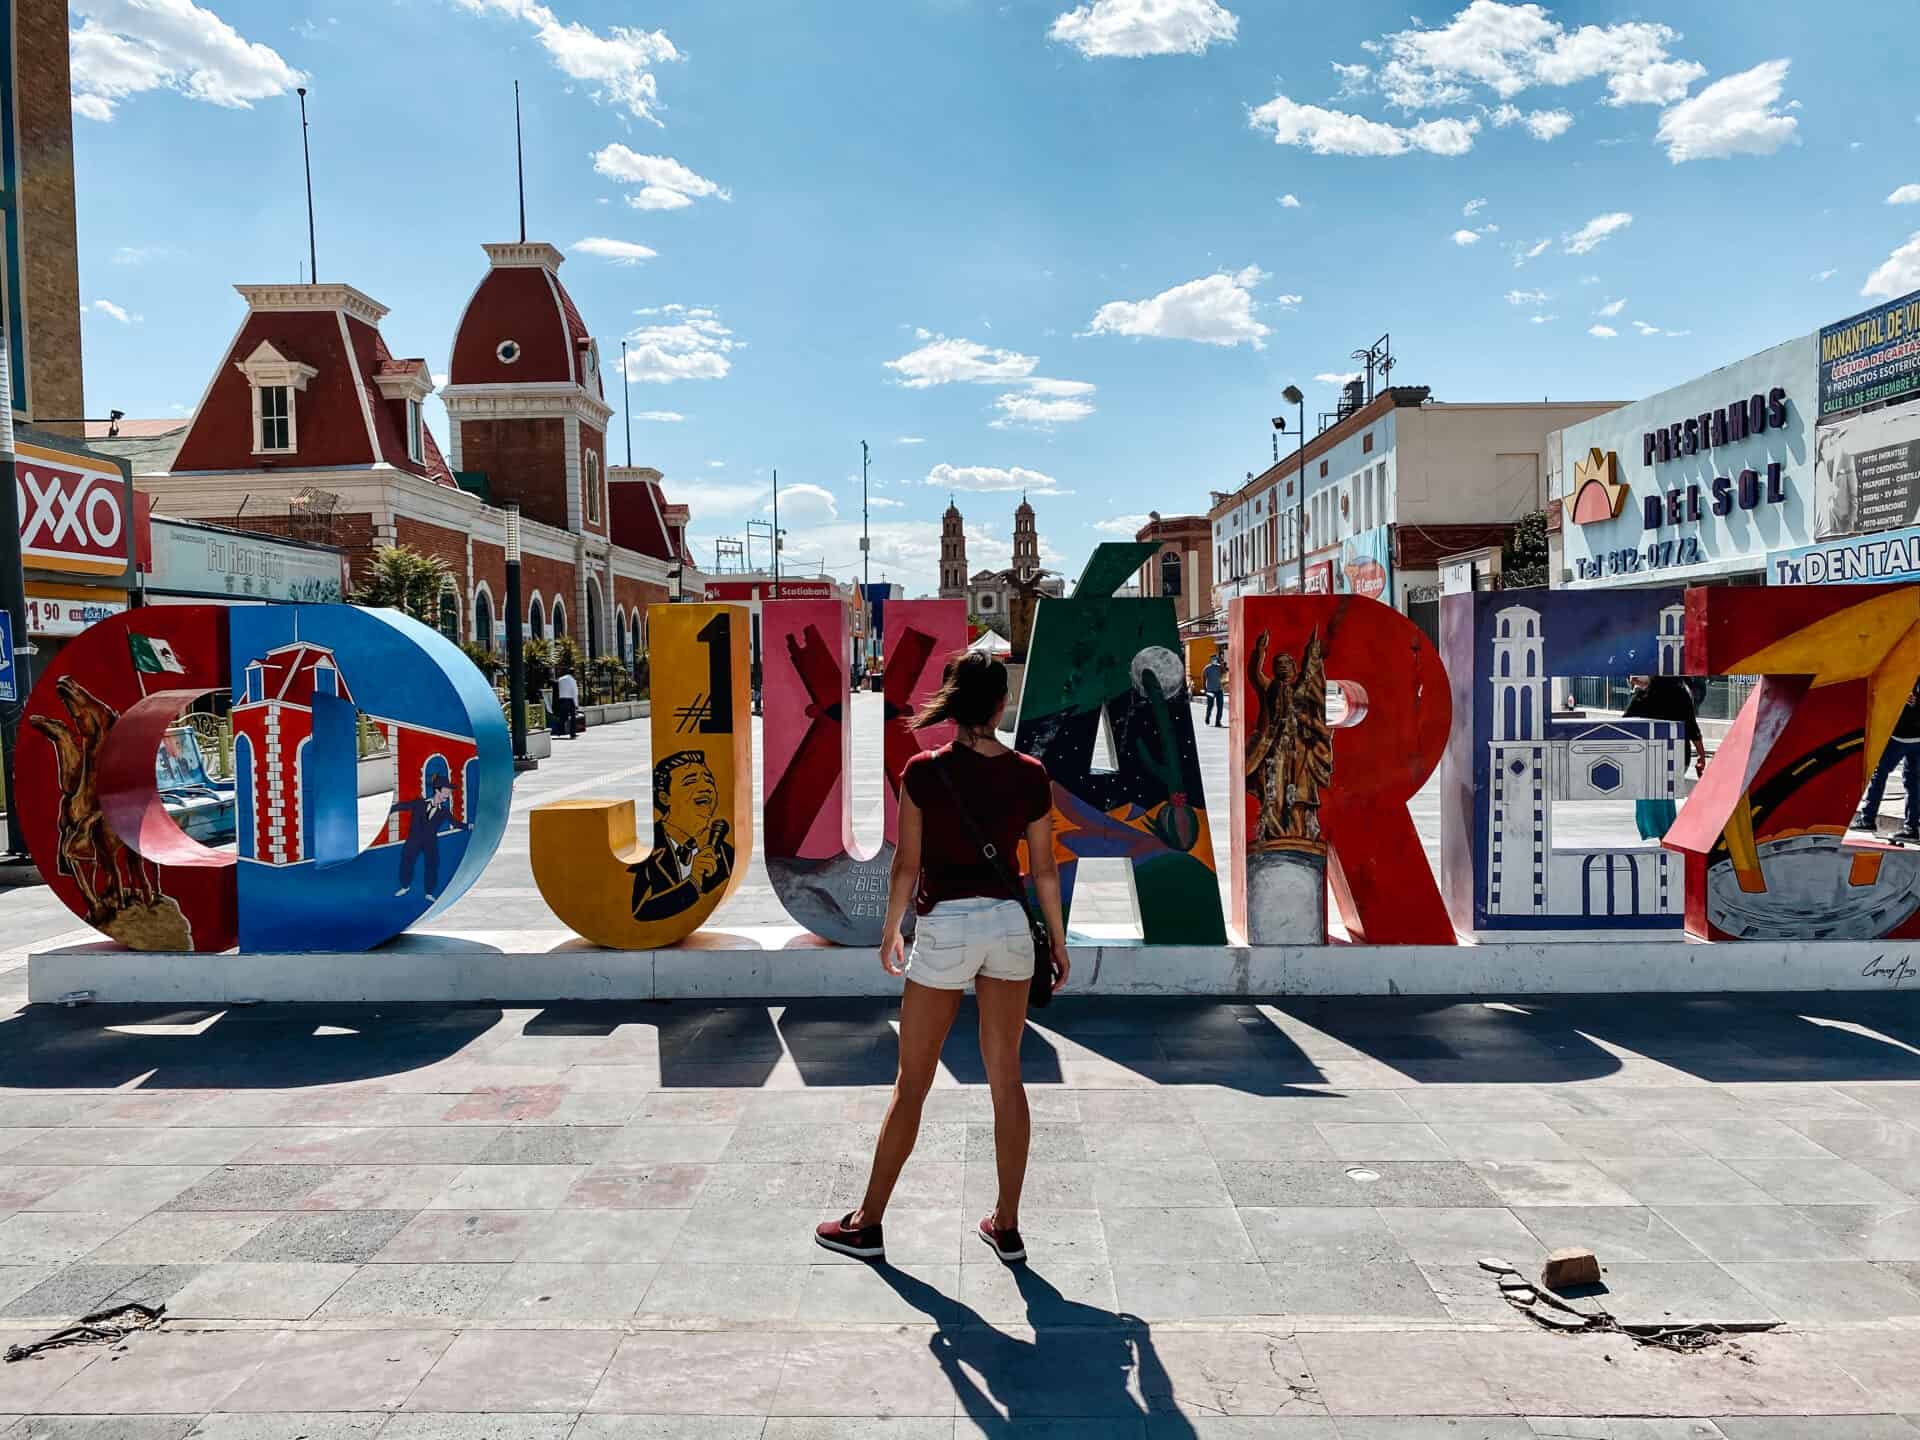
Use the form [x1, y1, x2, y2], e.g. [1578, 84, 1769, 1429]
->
[897, 436, 926, 445]
[684, 482, 767, 515]
[1588, 323, 1617, 338]
[432, 372, 449, 387]
[591, 145, 728, 210]
[1889, 185, 1920, 206]
[991, 392, 1096, 428]
[111, 245, 166, 265]
[1528, 313, 1556, 324]
[1813, 268, 1837, 282]
[454, 0, 678, 124]
[1049, 0, 1237, 58]
[84, 299, 137, 324]
[635, 410, 685, 422]
[1596, 296, 1626, 317]
[1092, 513, 1154, 534]
[1511, 236, 1550, 266]
[1452, 229, 1480, 246]
[621, 304, 740, 383]
[885, 336, 1037, 389]
[1332, 60, 1372, 96]
[1025, 377, 1096, 397]
[1314, 371, 1362, 384]
[706, 459, 724, 467]
[927, 463, 1066, 496]
[1563, 211, 1633, 255]
[1278, 192, 1302, 208]
[1631, 320, 1662, 335]
[1368, 4, 1702, 111]
[1505, 288, 1549, 305]
[1085, 265, 1274, 348]
[772, 482, 838, 522]
[1655, 59, 1797, 163]
[1864, 233, 1920, 301]
[869, 496, 904, 509]
[1248, 95, 1479, 157]
[69, 0, 303, 121]
[1579, 273, 1601, 284]
[1462, 196, 1487, 217]
[573, 236, 657, 265]
[1490, 102, 1572, 140]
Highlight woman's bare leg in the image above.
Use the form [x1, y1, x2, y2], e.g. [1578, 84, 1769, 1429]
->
[974, 974, 1031, 1230]
[853, 979, 962, 1225]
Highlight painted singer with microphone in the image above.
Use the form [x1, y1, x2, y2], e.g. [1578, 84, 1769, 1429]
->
[629, 750, 737, 921]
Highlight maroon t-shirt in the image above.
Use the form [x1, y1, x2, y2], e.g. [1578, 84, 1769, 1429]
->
[901, 743, 1053, 916]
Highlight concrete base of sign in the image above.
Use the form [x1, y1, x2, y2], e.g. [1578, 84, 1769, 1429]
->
[26, 926, 1920, 1003]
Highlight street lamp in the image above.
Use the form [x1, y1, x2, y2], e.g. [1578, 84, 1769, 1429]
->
[503, 503, 533, 771]
[1275, 382, 1306, 591]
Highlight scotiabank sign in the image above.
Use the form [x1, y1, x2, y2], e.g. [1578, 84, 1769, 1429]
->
[704, 579, 835, 601]
[15, 441, 131, 579]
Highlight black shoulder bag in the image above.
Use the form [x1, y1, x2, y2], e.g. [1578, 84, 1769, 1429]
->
[928, 747, 1057, 1009]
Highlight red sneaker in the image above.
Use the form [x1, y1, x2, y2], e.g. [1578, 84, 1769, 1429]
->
[815, 1212, 885, 1260]
[977, 1215, 1026, 1263]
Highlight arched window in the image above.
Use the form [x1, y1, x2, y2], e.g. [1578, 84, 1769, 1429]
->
[1500, 651, 1511, 677]
[473, 588, 494, 652]
[552, 599, 568, 639]
[1503, 687, 1517, 737]
[1500, 616, 1511, 637]
[614, 606, 628, 665]
[1525, 650, 1536, 677]
[585, 580, 602, 660]
[438, 587, 459, 642]
[528, 594, 545, 641]
[1159, 550, 1182, 598]
[1526, 618, 1535, 637]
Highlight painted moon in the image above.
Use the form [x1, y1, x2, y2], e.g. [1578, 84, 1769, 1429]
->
[1129, 645, 1186, 699]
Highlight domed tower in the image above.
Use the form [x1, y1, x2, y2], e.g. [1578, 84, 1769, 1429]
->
[939, 497, 968, 600]
[440, 242, 613, 540]
[1012, 495, 1039, 579]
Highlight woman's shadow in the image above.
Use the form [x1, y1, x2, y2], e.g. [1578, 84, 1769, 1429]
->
[871, 1260, 1197, 1435]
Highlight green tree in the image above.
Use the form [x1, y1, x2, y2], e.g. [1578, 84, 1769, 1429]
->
[458, 641, 504, 684]
[521, 637, 555, 701]
[353, 544, 454, 622]
[1503, 510, 1550, 590]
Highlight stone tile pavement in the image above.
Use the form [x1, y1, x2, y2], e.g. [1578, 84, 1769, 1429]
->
[0, 990, 1910, 1433]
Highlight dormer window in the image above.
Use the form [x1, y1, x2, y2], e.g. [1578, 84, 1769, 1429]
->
[407, 400, 424, 463]
[235, 340, 317, 457]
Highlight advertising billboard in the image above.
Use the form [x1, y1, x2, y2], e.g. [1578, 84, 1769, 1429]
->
[1337, 525, 1392, 599]
[1812, 398, 1920, 540]
[1820, 290, 1920, 417]
[15, 440, 131, 579]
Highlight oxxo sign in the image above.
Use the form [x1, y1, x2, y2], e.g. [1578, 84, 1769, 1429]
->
[16, 444, 129, 576]
[1639, 386, 1791, 531]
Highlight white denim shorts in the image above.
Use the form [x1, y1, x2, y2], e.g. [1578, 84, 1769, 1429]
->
[904, 897, 1034, 989]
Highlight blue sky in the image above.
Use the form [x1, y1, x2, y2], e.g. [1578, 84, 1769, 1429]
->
[68, 0, 1920, 594]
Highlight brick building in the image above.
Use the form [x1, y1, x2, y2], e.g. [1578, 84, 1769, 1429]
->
[2, 0, 84, 433]
[133, 241, 692, 667]
[1133, 511, 1212, 626]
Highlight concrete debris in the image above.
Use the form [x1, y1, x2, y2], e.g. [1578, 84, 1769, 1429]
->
[1477, 1257, 1518, 1275]
[1481, 1267, 1779, 1353]
[1541, 1247, 1602, 1289]
[4, 1303, 165, 1363]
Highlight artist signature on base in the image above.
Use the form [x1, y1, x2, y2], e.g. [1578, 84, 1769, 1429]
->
[1862, 954, 1919, 986]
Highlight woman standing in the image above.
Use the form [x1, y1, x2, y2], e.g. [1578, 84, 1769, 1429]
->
[816, 651, 1069, 1265]
[1623, 673, 1707, 840]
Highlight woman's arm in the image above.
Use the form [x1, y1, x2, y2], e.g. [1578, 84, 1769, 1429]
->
[878, 791, 923, 975]
[1024, 810, 1071, 992]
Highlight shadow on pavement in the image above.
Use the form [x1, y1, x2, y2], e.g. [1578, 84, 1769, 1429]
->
[5, 990, 1920, 1093]
[873, 1260, 1198, 1436]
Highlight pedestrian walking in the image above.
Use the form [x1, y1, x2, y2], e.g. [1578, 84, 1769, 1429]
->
[1622, 674, 1706, 840]
[1857, 680, 1920, 841]
[817, 650, 1068, 1265]
[1202, 650, 1226, 728]
[552, 668, 579, 739]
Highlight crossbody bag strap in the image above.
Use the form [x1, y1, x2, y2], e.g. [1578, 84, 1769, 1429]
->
[928, 747, 1039, 923]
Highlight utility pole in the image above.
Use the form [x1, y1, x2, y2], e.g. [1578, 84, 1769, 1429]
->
[620, 339, 631, 465]
[296, 88, 318, 285]
[860, 440, 870, 591]
[504, 504, 533, 771]
[0, 325, 27, 858]
[514, 81, 527, 244]
[770, 468, 780, 597]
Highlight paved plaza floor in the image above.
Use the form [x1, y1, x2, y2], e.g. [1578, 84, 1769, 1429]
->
[7, 702, 1920, 1433]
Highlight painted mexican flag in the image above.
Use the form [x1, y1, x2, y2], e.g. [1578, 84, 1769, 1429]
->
[128, 633, 186, 675]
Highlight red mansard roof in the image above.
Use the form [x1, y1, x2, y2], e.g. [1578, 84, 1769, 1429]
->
[169, 284, 453, 486]
[447, 242, 602, 399]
